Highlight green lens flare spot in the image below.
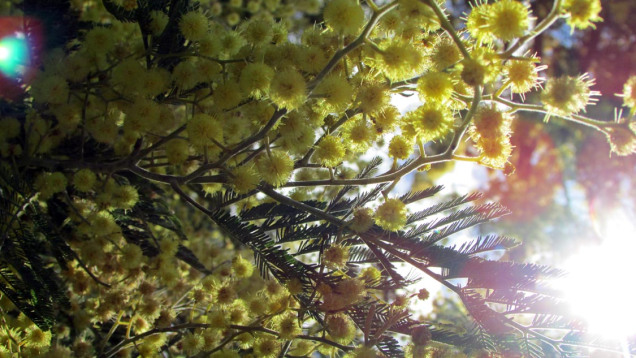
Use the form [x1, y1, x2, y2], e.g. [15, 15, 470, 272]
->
[0, 36, 29, 78]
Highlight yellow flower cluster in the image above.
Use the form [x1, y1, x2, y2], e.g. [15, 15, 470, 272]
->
[1, 0, 631, 355]
[470, 106, 513, 169]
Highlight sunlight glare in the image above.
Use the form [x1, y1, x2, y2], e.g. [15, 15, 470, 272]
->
[0, 36, 28, 78]
[556, 211, 636, 338]
[0, 45, 9, 61]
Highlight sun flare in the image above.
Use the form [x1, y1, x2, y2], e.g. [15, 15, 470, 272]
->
[556, 211, 636, 339]
[0, 45, 9, 61]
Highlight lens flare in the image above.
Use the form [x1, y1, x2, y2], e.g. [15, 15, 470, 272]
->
[0, 35, 29, 78]
[554, 210, 636, 341]
[0, 17, 43, 101]
[0, 46, 9, 60]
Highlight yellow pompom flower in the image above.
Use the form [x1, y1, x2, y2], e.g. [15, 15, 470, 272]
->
[314, 135, 346, 167]
[232, 255, 254, 278]
[323, 0, 365, 36]
[179, 11, 209, 41]
[360, 266, 381, 283]
[219, 30, 246, 57]
[605, 127, 636, 156]
[213, 82, 243, 110]
[35, 171, 68, 200]
[323, 245, 349, 269]
[487, 0, 531, 41]
[397, 0, 438, 31]
[207, 309, 228, 328]
[239, 62, 274, 99]
[618, 76, 636, 115]
[255, 151, 294, 187]
[199, 34, 222, 57]
[380, 41, 425, 81]
[299, 45, 329, 74]
[348, 207, 374, 233]
[84, 27, 116, 55]
[111, 185, 139, 210]
[30, 74, 69, 105]
[230, 165, 260, 194]
[389, 135, 413, 160]
[417, 71, 454, 103]
[269, 69, 307, 110]
[242, 18, 274, 45]
[226, 12, 241, 26]
[72, 169, 96, 192]
[406, 103, 454, 142]
[197, 60, 222, 84]
[165, 139, 190, 165]
[274, 313, 302, 339]
[181, 333, 203, 356]
[466, 1, 495, 44]
[87, 211, 120, 236]
[187, 113, 224, 147]
[52, 104, 80, 134]
[374, 106, 400, 133]
[541, 74, 598, 117]
[357, 83, 390, 115]
[505, 59, 543, 94]
[325, 313, 356, 344]
[476, 136, 513, 168]
[253, 337, 281, 358]
[564, 0, 602, 30]
[120, 243, 144, 270]
[158, 237, 179, 258]
[375, 198, 407, 231]
[124, 98, 161, 132]
[24, 328, 52, 348]
[337, 277, 366, 303]
[315, 75, 354, 111]
[111, 58, 145, 94]
[172, 59, 200, 90]
[62, 52, 91, 82]
[140, 68, 170, 98]
[470, 106, 512, 141]
[279, 111, 309, 140]
[429, 37, 461, 71]
[345, 118, 376, 153]
[460, 58, 486, 87]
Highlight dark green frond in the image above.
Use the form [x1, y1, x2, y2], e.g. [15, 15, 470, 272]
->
[241, 200, 327, 221]
[208, 209, 315, 287]
[278, 223, 339, 244]
[455, 235, 520, 256]
[414, 203, 509, 247]
[460, 289, 514, 335]
[356, 156, 384, 179]
[406, 192, 484, 225]
[406, 202, 507, 240]
[429, 324, 497, 353]
[348, 184, 389, 209]
[398, 185, 444, 205]
[459, 260, 564, 291]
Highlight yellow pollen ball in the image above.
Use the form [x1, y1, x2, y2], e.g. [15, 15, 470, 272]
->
[375, 198, 407, 231]
[179, 11, 209, 41]
[255, 151, 294, 187]
[323, 0, 365, 36]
